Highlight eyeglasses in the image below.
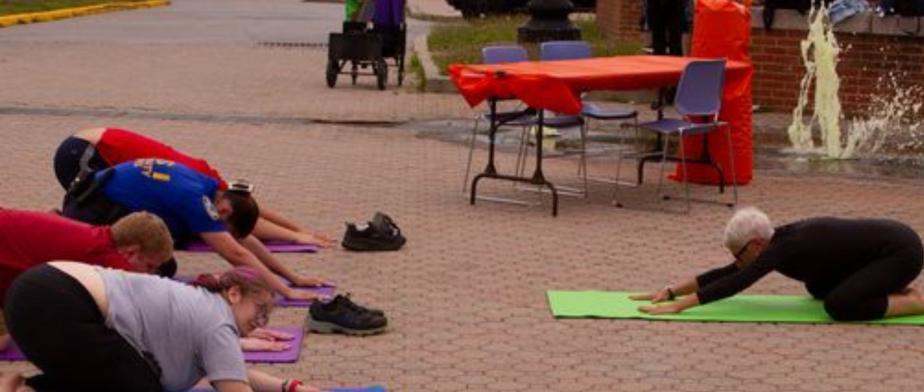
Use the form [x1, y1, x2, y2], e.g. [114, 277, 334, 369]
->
[228, 179, 255, 194]
[732, 240, 752, 263]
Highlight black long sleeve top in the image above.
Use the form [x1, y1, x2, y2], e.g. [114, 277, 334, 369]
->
[695, 217, 921, 304]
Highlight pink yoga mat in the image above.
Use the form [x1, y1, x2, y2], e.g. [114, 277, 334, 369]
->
[182, 240, 319, 253]
[243, 325, 304, 363]
[174, 276, 335, 308]
[0, 342, 25, 361]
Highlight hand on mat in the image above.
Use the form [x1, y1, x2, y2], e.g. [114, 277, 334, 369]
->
[240, 337, 291, 352]
[630, 288, 671, 303]
[285, 288, 330, 302]
[290, 275, 334, 288]
[639, 303, 683, 315]
[248, 327, 294, 341]
[296, 232, 336, 248]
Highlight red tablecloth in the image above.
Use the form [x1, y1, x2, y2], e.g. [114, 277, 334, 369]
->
[449, 56, 750, 116]
[448, 55, 754, 185]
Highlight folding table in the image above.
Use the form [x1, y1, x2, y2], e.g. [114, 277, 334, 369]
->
[449, 55, 751, 216]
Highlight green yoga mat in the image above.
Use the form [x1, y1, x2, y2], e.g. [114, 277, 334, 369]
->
[547, 291, 924, 325]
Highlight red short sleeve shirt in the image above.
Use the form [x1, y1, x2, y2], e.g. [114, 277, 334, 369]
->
[0, 208, 135, 303]
[95, 128, 229, 190]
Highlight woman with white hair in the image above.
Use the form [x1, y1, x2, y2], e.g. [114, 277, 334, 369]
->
[632, 207, 924, 321]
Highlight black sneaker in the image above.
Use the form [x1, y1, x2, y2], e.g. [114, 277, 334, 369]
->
[338, 293, 385, 316]
[308, 295, 387, 336]
[341, 212, 406, 251]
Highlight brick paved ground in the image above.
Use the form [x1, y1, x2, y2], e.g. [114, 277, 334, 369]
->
[2, 1, 924, 391]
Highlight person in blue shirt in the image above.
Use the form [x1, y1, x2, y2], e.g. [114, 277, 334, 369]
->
[62, 158, 328, 302]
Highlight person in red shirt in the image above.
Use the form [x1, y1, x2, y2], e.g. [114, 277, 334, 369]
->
[53, 127, 335, 248]
[0, 208, 174, 351]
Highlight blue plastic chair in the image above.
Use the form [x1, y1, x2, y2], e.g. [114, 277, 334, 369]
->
[539, 40, 593, 61]
[482, 45, 528, 64]
[619, 59, 738, 212]
[540, 41, 639, 192]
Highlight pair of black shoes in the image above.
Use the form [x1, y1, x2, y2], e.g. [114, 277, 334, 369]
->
[308, 295, 387, 336]
[342, 212, 406, 251]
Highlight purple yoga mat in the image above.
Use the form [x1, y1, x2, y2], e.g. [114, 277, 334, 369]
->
[188, 385, 386, 392]
[173, 276, 336, 308]
[243, 325, 304, 363]
[182, 240, 319, 253]
[0, 342, 25, 361]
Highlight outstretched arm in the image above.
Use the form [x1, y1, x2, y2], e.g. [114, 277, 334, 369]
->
[244, 369, 321, 392]
[636, 260, 775, 315]
[200, 232, 323, 301]
[252, 217, 335, 248]
[258, 207, 304, 232]
[238, 235, 332, 289]
[630, 277, 700, 303]
[639, 292, 701, 315]
[253, 204, 336, 248]
[240, 327, 294, 352]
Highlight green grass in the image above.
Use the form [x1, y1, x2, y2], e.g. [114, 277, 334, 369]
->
[427, 15, 644, 76]
[0, 0, 148, 16]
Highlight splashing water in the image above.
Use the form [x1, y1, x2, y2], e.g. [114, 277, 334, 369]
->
[787, 4, 924, 159]
[787, 2, 844, 158]
[843, 73, 924, 157]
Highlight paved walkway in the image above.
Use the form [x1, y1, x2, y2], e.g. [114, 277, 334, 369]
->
[407, 0, 462, 19]
[2, 1, 924, 391]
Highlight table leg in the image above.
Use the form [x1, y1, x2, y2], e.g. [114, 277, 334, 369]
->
[469, 105, 559, 216]
[637, 89, 667, 185]
[470, 98, 499, 205]
[531, 110, 558, 216]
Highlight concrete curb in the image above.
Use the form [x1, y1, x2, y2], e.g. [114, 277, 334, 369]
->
[0, 0, 170, 28]
[412, 33, 457, 94]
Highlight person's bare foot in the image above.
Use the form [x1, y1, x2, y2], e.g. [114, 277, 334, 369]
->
[0, 372, 25, 392]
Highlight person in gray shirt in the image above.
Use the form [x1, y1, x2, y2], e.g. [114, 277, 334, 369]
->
[2, 261, 321, 392]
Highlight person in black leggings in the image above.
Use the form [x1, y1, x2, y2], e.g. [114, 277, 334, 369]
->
[3, 262, 322, 392]
[633, 207, 924, 321]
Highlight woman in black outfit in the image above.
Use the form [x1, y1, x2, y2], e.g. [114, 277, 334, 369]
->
[634, 207, 924, 321]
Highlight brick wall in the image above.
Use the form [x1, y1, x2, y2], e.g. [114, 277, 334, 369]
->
[596, 0, 924, 116]
[596, 0, 646, 44]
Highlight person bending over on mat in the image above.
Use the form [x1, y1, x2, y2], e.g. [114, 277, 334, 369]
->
[54, 127, 335, 248]
[633, 207, 924, 321]
[61, 158, 330, 302]
[0, 208, 173, 352]
[3, 263, 321, 392]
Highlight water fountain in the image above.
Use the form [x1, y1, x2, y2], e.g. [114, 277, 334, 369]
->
[786, 3, 924, 162]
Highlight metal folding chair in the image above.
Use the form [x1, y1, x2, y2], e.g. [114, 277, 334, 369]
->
[615, 59, 738, 213]
[462, 45, 534, 196]
[537, 41, 639, 195]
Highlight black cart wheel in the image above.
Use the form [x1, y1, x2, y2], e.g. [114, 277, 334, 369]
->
[325, 59, 338, 88]
[376, 60, 388, 90]
[397, 57, 405, 86]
